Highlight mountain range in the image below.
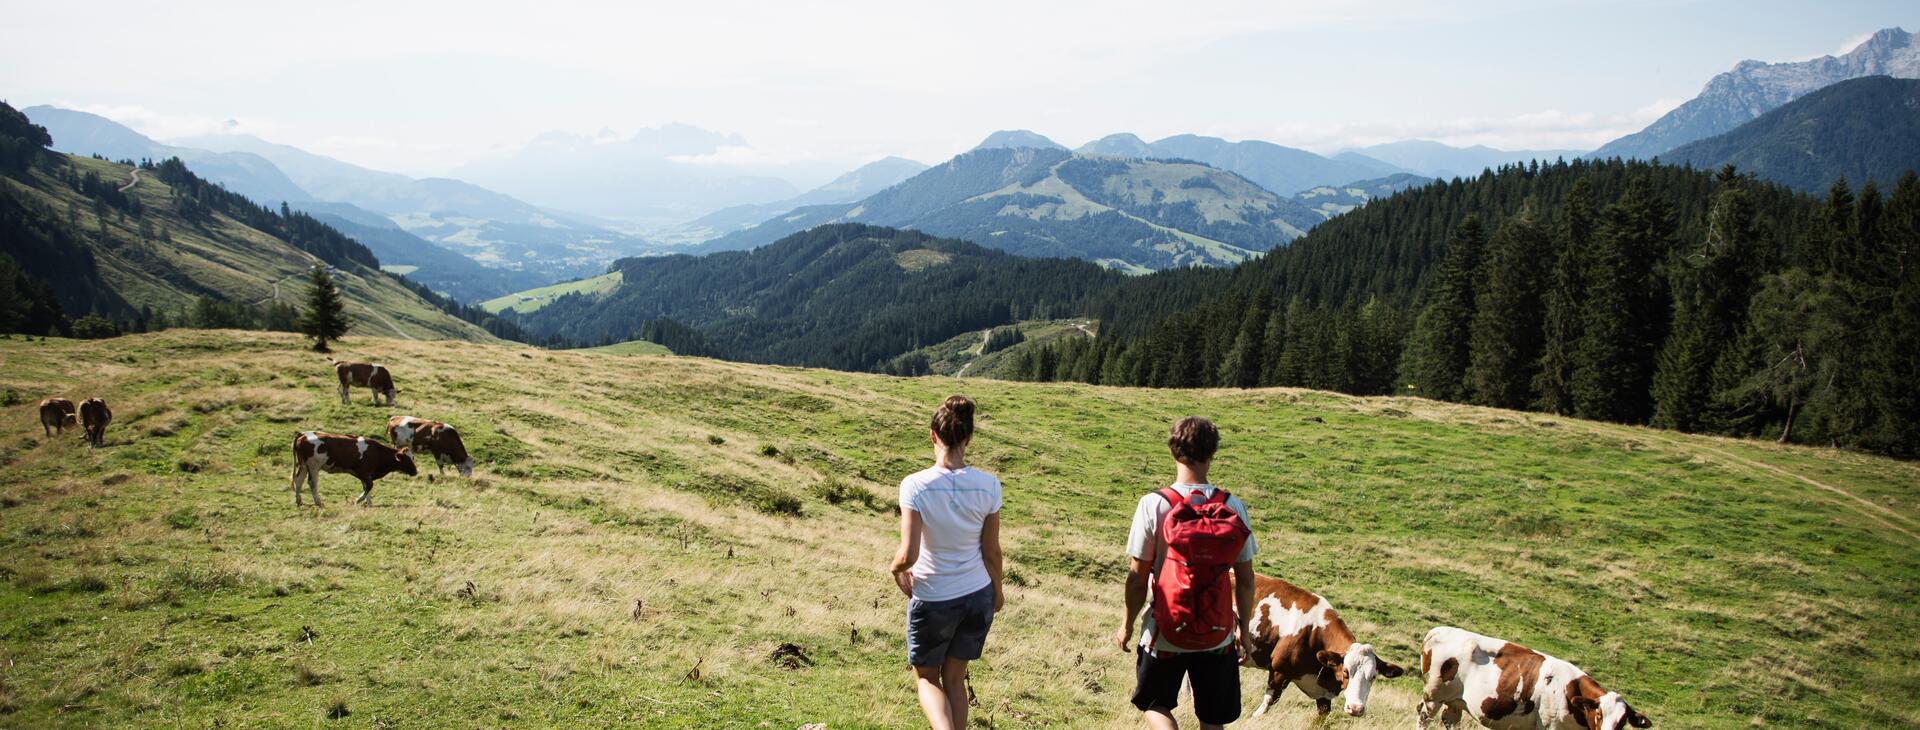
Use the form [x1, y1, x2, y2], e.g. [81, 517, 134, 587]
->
[1075, 132, 1400, 195]
[696, 145, 1322, 271]
[1665, 75, 1920, 192]
[1591, 27, 1919, 160]
[662, 156, 928, 244]
[21, 105, 313, 205]
[447, 124, 830, 223]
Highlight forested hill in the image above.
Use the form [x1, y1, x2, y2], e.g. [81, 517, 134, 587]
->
[1016, 158, 1920, 455]
[696, 147, 1320, 271]
[1665, 75, 1920, 192]
[0, 101, 521, 341]
[507, 224, 1124, 372]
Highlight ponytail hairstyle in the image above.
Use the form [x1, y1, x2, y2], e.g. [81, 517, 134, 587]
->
[930, 395, 975, 448]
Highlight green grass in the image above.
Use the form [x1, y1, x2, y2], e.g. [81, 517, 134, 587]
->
[0, 331, 1915, 728]
[480, 271, 623, 314]
[581, 339, 674, 356]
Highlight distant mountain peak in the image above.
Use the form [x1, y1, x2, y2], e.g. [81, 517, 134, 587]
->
[972, 130, 1066, 151]
[1076, 133, 1155, 158]
[1592, 27, 1919, 160]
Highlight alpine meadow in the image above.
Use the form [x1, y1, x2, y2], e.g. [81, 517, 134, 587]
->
[3, 5, 1920, 730]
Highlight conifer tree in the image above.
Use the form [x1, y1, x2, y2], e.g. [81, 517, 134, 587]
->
[1216, 296, 1270, 388]
[1398, 217, 1486, 401]
[1467, 207, 1551, 408]
[1654, 169, 1758, 431]
[298, 266, 351, 352]
[1861, 172, 1920, 454]
[1571, 179, 1673, 423]
[1534, 179, 1596, 413]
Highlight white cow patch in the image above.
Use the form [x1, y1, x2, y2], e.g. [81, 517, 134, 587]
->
[357, 437, 369, 457]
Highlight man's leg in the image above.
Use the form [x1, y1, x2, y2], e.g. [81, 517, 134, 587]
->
[1132, 649, 1187, 730]
[911, 665, 954, 730]
[1188, 649, 1243, 730]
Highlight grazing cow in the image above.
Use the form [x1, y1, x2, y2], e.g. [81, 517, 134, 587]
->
[289, 431, 417, 507]
[330, 359, 399, 405]
[38, 397, 77, 437]
[79, 398, 112, 448]
[1245, 574, 1405, 718]
[1418, 627, 1651, 730]
[387, 415, 474, 477]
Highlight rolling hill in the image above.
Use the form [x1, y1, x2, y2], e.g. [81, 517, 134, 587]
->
[1292, 173, 1433, 220]
[1664, 75, 1920, 192]
[697, 148, 1321, 271]
[22, 106, 313, 205]
[0, 105, 497, 341]
[1591, 27, 1919, 160]
[1076, 132, 1403, 196]
[1, 329, 1915, 727]
[511, 224, 1124, 370]
[480, 271, 623, 314]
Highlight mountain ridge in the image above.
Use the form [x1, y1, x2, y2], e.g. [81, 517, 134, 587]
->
[1664, 75, 1920, 192]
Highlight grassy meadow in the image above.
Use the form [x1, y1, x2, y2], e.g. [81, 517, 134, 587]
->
[479, 271, 624, 314]
[0, 331, 1915, 728]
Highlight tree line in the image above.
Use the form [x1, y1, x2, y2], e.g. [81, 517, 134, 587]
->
[1006, 159, 1918, 455]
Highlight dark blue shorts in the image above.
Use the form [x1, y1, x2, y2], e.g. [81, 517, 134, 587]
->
[905, 584, 995, 667]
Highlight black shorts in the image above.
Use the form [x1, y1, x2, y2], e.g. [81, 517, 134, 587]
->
[1130, 646, 1241, 725]
[905, 584, 995, 667]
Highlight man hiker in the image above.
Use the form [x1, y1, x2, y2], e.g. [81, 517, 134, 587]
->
[1116, 416, 1256, 729]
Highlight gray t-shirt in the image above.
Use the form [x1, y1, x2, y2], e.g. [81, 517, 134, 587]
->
[1125, 483, 1255, 654]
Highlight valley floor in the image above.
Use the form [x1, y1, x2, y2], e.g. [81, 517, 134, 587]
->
[0, 331, 1915, 728]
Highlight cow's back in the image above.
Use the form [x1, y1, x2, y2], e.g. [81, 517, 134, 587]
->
[80, 398, 110, 427]
[39, 397, 75, 425]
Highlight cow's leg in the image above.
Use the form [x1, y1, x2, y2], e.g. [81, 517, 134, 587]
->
[338, 383, 348, 405]
[1440, 701, 1466, 729]
[43, 422, 50, 437]
[1252, 674, 1286, 718]
[291, 462, 305, 506]
[308, 466, 324, 507]
[355, 476, 374, 506]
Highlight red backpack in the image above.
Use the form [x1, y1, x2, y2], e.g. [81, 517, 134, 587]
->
[1150, 486, 1250, 651]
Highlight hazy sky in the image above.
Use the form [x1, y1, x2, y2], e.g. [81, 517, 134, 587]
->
[3, 0, 1913, 182]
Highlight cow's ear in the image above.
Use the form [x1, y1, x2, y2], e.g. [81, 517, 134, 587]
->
[1315, 650, 1343, 669]
[1377, 660, 1405, 678]
[1569, 696, 1598, 714]
[1626, 709, 1652, 728]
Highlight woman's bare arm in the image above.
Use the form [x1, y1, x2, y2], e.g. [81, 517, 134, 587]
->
[980, 511, 1004, 611]
[889, 507, 922, 597]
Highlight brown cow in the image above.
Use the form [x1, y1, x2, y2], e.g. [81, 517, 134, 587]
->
[38, 397, 77, 437]
[330, 359, 399, 405]
[387, 415, 473, 477]
[1245, 574, 1405, 718]
[1418, 626, 1651, 730]
[289, 431, 417, 507]
[79, 398, 111, 448]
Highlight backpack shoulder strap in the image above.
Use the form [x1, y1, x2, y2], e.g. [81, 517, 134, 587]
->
[1204, 488, 1230, 505]
[1156, 486, 1183, 508]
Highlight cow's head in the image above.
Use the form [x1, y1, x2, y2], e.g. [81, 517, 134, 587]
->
[63, 412, 78, 427]
[1571, 692, 1651, 729]
[394, 448, 419, 476]
[1315, 643, 1404, 717]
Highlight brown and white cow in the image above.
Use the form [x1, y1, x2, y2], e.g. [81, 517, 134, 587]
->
[79, 398, 112, 448]
[38, 397, 77, 437]
[1244, 574, 1406, 718]
[1418, 627, 1651, 730]
[289, 431, 417, 507]
[387, 415, 473, 477]
[330, 359, 399, 405]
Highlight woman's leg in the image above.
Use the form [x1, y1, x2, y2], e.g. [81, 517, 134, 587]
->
[912, 665, 953, 730]
[942, 659, 969, 729]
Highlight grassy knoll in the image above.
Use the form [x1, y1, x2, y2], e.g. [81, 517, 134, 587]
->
[582, 340, 674, 356]
[909, 320, 1097, 378]
[0, 331, 1914, 728]
[480, 271, 623, 314]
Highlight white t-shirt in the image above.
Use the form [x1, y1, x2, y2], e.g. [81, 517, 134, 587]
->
[1125, 483, 1256, 654]
[900, 465, 1003, 602]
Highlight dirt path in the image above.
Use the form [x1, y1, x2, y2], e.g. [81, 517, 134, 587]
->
[253, 273, 302, 306]
[357, 304, 417, 341]
[953, 328, 994, 378]
[1632, 429, 1919, 543]
[118, 168, 140, 192]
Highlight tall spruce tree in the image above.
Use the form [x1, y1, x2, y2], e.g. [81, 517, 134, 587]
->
[1533, 179, 1596, 413]
[1862, 172, 1920, 454]
[1654, 168, 1759, 431]
[1467, 207, 1551, 408]
[1571, 179, 1673, 423]
[1398, 217, 1487, 401]
[298, 266, 351, 353]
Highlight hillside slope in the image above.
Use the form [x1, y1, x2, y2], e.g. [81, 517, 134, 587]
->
[1591, 27, 1919, 159]
[1, 152, 495, 342]
[513, 224, 1123, 370]
[1664, 75, 1920, 191]
[700, 148, 1319, 270]
[0, 330, 1915, 728]
[23, 105, 313, 206]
